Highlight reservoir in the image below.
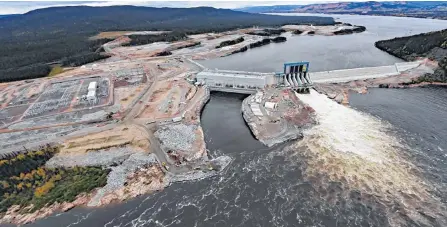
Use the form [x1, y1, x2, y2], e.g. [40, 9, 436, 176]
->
[200, 13, 447, 72]
[13, 14, 447, 227]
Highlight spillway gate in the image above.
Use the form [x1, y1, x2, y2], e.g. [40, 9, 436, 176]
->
[276, 62, 313, 93]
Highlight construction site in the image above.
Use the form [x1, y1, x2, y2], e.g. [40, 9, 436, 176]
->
[0, 23, 431, 225]
[242, 88, 316, 147]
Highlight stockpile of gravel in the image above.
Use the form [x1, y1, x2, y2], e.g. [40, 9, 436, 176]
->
[88, 152, 157, 206]
[155, 124, 197, 151]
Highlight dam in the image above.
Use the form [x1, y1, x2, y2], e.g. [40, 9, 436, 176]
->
[195, 61, 422, 93]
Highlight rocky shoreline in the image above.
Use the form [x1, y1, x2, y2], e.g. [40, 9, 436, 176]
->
[314, 59, 442, 104]
[375, 29, 447, 83]
[241, 89, 316, 147]
[0, 86, 227, 226]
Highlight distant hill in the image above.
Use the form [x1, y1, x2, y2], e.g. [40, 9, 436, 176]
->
[238, 1, 447, 20]
[0, 5, 334, 82]
[375, 29, 447, 82]
[0, 14, 18, 19]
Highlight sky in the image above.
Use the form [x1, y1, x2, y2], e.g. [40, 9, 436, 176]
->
[0, 1, 314, 14]
[0, 0, 443, 15]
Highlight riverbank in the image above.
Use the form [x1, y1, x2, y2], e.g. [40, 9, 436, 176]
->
[375, 29, 447, 83]
[0, 87, 231, 226]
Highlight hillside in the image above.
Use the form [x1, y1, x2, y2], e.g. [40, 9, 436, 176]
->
[375, 29, 447, 82]
[0, 6, 335, 82]
[238, 1, 447, 20]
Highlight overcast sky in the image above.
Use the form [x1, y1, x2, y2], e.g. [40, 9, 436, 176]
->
[0, 0, 440, 15]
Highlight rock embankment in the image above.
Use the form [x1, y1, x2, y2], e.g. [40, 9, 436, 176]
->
[242, 89, 316, 147]
[375, 29, 447, 82]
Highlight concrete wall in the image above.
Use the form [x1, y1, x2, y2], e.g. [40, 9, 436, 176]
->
[311, 61, 422, 83]
[197, 70, 269, 90]
[196, 61, 422, 91]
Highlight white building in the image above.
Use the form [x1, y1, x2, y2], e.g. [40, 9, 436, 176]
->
[87, 90, 96, 102]
[88, 81, 97, 92]
[264, 102, 277, 109]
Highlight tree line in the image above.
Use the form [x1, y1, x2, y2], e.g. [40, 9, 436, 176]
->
[0, 146, 109, 213]
[0, 6, 334, 82]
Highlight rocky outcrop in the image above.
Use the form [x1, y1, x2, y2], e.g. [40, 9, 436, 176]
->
[333, 25, 366, 35]
[247, 28, 286, 36]
[1, 193, 92, 226]
[247, 37, 287, 50]
[249, 38, 271, 48]
[93, 165, 167, 206]
[271, 36, 287, 43]
[375, 29, 447, 82]
[229, 46, 248, 54]
[216, 37, 245, 49]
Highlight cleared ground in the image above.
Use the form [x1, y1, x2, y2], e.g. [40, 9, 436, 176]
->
[61, 125, 150, 154]
[137, 78, 195, 120]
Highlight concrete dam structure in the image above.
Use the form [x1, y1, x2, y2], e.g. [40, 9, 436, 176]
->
[195, 61, 422, 94]
[196, 69, 276, 94]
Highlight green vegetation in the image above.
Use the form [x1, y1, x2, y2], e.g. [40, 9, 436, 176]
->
[47, 65, 64, 77]
[0, 6, 334, 82]
[247, 28, 286, 36]
[124, 32, 188, 46]
[248, 37, 287, 49]
[216, 37, 245, 49]
[271, 36, 287, 43]
[375, 29, 447, 82]
[0, 146, 109, 213]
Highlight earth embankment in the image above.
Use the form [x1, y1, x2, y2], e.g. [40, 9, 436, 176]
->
[375, 29, 447, 82]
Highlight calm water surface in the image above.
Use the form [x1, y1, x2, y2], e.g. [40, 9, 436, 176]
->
[200, 13, 447, 72]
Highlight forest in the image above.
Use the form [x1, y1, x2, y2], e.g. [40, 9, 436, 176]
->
[0, 6, 334, 82]
[216, 37, 245, 49]
[0, 145, 109, 213]
[124, 32, 188, 46]
[375, 29, 447, 82]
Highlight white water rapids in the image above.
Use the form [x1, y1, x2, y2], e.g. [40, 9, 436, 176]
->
[293, 89, 446, 226]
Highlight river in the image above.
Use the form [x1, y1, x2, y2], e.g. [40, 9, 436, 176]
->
[200, 13, 447, 72]
[10, 14, 447, 227]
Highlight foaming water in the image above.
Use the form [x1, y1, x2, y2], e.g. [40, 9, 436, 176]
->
[294, 90, 447, 226]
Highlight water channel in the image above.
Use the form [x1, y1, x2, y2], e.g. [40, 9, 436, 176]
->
[12, 14, 447, 227]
